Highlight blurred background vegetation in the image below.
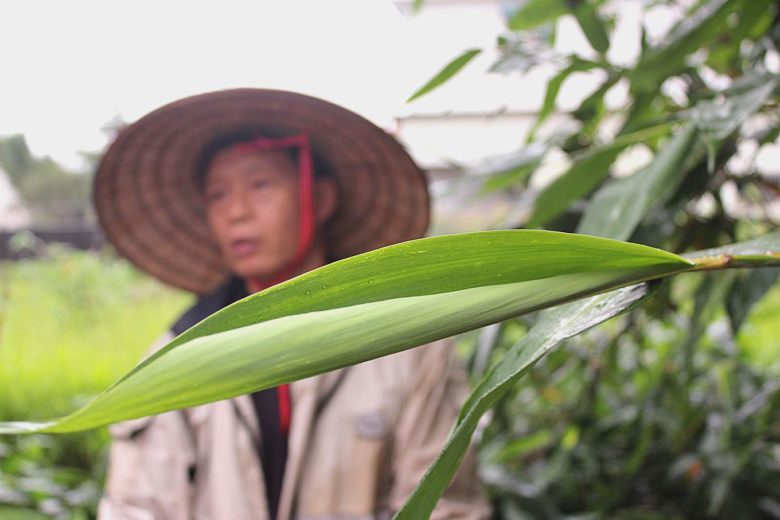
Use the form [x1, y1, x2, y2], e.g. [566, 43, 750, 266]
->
[1, 0, 779, 518]
[0, 135, 93, 228]
[424, 0, 780, 517]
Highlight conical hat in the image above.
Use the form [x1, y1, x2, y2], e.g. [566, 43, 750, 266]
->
[94, 89, 430, 293]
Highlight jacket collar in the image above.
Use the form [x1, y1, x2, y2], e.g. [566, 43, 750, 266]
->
[170, 276, 350, 520]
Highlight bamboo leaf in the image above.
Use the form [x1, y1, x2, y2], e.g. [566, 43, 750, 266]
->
[469, 143, 548, 193]
[0, 230, 692, 434]
[706, 0, 775, 73]
[578, 81, 759, 229]
[527, 121, 679, 228]
[571, 2, 610, 54]
[528, 147, 620, 227]
[573, 75, 620, 139]
[577, 123, 699, 240]
[394, 283, 653, 519]
[689, 73, 779, 141]
[507, 0, 567, 31]
[725, 269, 780, 332]
[631, 0, 739, 92]
[527, 57, 602, 142]
[689, 73, 778, 173]
[407, 49, 482, 102]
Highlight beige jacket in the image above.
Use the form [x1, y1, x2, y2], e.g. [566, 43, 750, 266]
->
[98, 334, 490, 520]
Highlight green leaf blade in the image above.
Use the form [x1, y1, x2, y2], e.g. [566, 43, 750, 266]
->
[577, 123, 700, 240]
[725, 269, 780, 332]
[527, 57, 602, 143]
[571, 2, 610, 54]
[394, 283, 653, 519]
[528, 146, 621, 228]
[507, 0, 567, 31]
[631, 0, 739, 92]
[407, 49, 482, 102]
[0, 230, 692, 434]
[527, 121, 678, 228]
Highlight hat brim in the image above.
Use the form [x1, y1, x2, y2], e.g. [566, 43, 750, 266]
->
[94, 89, 430, 294]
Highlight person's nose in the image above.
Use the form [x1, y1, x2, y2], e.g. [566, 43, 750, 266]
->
[226, 189, 253, 222]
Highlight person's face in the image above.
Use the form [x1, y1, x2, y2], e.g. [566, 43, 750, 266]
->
[203, 147, 304, 280]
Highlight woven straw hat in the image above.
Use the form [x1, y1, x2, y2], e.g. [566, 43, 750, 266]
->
[94, 89, 430, 294]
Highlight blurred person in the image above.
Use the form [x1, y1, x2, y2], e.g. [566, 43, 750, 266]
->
[94, 89, 489, 520]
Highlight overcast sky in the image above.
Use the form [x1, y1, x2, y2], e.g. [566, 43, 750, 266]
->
[1, 0, 469, 169]
[5, 1, 775, 176]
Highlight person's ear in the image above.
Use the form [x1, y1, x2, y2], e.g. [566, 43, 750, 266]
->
[314, 177, 338, 226]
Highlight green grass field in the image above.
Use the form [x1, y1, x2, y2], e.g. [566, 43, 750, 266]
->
[0, 248, 191, 518]
[0, 247, 191, 422]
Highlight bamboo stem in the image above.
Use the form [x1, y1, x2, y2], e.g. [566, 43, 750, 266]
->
[688, 253, 780, 271]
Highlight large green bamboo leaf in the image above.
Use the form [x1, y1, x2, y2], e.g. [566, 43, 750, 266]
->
[0, 230, 692, 434]
[407, 49, 482, 102]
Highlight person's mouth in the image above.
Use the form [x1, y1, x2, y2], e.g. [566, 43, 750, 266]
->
[230, 238, 259, 258]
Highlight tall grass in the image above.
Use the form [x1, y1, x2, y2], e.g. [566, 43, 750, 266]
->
[0, 246, 191, 421]
[0, 247, 190, 518]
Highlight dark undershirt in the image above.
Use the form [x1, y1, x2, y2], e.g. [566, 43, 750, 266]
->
[172, 277, 288, 519]
[250, 387, 288, 520]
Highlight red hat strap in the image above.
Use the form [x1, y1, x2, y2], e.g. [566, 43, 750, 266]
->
[231, 134, 315, 437]
[231, 134, 316, 293]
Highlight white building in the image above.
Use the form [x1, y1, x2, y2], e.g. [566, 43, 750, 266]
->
[0, 166, 30, 231]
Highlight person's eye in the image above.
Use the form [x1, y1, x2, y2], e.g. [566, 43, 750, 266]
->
[250, 178, 272, 190]
[205, 188, 227, 204]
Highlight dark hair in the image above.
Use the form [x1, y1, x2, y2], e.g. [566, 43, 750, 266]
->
[195, 130, 334, 190]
